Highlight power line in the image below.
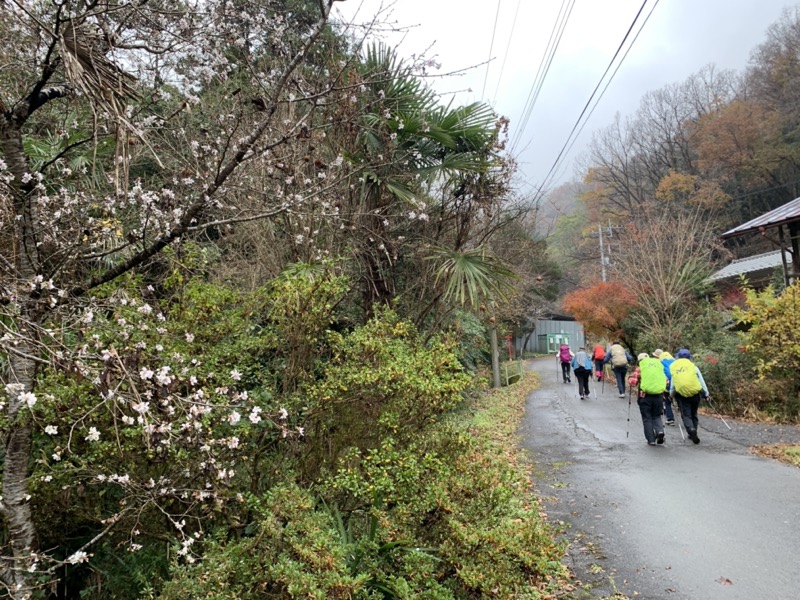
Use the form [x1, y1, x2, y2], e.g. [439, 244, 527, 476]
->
[546, 0, 661, 187]
[508, 0, 570, 152]
[508, 0, 576, 154]
[532, 0, 653, 201]
[492, 0, 523, 104]
[481, 0, 503, 100]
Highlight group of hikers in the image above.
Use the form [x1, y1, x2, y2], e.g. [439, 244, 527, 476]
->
[557, 341, 709, 445]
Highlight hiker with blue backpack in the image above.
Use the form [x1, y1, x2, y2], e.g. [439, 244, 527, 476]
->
[571, 347, 593, 399]
[636, 352, 668, 445]
[653, 349, 676, 425]
[669, 348, 709, 444]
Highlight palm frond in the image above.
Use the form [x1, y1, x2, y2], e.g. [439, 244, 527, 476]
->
[429, 247, 517, 309]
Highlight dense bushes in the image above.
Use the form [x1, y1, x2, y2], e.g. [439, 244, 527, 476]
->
[22, 267, 565, 598]
[161, 372, 566, 599]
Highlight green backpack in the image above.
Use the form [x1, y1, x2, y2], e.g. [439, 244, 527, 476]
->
[670, 358, 703, 396]
[639, 357, 667, 394]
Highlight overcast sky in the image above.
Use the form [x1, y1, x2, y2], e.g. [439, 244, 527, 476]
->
[335, 0, 794, 195]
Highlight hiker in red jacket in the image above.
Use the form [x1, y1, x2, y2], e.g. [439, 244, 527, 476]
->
[592, 344, 606, 381]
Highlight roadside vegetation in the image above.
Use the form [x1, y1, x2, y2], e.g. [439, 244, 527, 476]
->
[0, 1, 563, 596]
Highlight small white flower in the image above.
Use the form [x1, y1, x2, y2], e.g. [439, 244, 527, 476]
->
[42, 475, 52, 483]
[227, 411, 241, 426]
[85, 427, 100, 442]
[226, 437, 239, 449]
[185, 333, 195, 343]
[132, 402, 150, 414]
[248, 407, 262, 424]
[44, 425, 58, 435]
[19, 392, 37, 408]
[278, 407, 288, 420]
[230, 369, 242, 381]
[67, 551, 89, 565]
[52, 452, 61, 462]
[139, 368, 154, 380]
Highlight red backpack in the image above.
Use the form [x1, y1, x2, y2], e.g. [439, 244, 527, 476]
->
[593, 344, 606, 361]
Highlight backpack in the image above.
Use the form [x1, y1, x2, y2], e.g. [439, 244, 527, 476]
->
[559, 345, 571, 363]
[593, 344, 606, 361]
[639, 358, 667, 394]
[609, 344, 628, 367]
[669, 358, 703, 396]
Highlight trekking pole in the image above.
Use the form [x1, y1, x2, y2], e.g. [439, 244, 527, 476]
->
[704, 396, 732, 430]
[626, 387, 632, 438]
[555, 356, 559, 383]
[601, 365, 605, 394]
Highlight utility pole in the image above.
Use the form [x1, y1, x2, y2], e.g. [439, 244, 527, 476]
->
[598, 224, 607, 282]
[591, 221, 623, 281]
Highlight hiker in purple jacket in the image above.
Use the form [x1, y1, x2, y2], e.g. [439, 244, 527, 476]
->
[558, 344, 573, 383]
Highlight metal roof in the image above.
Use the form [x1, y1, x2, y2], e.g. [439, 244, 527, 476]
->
[707, 250, 783, 281]
[721, 196, 800, 238]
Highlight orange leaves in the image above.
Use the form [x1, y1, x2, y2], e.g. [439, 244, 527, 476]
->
[655, 171, 729, 209]
[690, 99, 782, 189]
[562, 281, 639, 338]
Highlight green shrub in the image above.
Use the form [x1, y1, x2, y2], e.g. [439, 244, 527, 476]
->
[159, 373, 566, 599]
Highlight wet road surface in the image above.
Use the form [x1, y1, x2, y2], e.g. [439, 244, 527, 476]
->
[521, 357, 800, 600]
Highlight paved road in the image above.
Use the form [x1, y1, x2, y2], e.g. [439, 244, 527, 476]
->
[521, 357, 800, 600]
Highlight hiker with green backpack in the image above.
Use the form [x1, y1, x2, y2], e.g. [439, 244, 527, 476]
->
[669, 348, 709, 444]
[636, 353, 668, 446]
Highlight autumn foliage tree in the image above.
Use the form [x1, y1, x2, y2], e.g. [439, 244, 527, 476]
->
[562, 280, 638, 341]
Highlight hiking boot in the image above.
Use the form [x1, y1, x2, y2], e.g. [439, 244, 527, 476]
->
[647, 441, 657, 446]
[580, 395, 585, 400]
[656, 431, 665, 444]
[618, 393, 625, 398]
[665, 420, 675, 425]
[689, 430, 700, 444]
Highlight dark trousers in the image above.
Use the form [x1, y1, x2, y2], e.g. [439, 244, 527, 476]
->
[662, 392, 675, 421]
[594, 359, 604, 379]
[612, 365, 627, 394]
[638, 394, 665, 443]
[676, 393, 701, 432]
[561, 361, 571, 383]
[574, 367, 591, 396]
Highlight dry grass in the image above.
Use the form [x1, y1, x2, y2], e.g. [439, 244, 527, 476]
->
[750, 444, 800, 467]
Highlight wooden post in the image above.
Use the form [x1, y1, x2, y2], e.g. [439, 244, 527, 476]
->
[490, 325, 501, 388]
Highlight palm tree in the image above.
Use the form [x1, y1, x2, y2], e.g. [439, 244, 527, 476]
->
[340, 43, 503, 319]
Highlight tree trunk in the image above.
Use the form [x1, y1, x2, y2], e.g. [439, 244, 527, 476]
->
[1, 113, 40, 599]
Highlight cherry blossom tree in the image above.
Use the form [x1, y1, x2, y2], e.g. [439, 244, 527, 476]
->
[1, 1, 349, 595]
